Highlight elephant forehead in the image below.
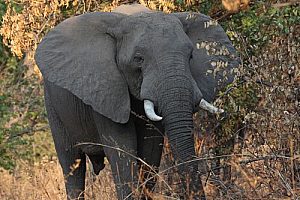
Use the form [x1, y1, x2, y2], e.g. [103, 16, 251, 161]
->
[126, 13, 182, 31]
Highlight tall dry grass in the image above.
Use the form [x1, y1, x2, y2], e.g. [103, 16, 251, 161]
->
[0, 157, 117, 200]
[1, 139, 299, 200]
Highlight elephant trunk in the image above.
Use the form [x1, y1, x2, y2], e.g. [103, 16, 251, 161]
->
[159, 77, 194, 162]
[157, 71, 205, 199]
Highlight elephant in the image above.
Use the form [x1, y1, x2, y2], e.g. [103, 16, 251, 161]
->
[35, 4, 240, 200]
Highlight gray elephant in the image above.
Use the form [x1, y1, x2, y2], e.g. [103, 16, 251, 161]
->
[35, 4, 239, 200]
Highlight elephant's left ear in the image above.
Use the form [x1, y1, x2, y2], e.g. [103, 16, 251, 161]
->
[172, 12, 240, 102]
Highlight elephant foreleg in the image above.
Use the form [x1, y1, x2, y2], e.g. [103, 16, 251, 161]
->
[45, 91, 86, 200]
[93, 112, 139, 200]
[135, 118, 164, 198]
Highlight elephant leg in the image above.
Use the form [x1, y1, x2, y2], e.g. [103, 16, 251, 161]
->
[44, 92, 86, 200]
[135, 118, 164, 198]
[63, 152, 86, 200]
[93, 112, 139, 200]
[88, 151, 106, 175]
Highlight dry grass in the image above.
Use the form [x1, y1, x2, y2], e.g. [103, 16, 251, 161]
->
[0, 158, 67, 200]
[1, 136, 299, 200]
[0, 157, 117, 200]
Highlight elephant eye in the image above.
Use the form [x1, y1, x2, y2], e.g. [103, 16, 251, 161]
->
[190, 54, 193, 60]
[133, 56, 144, 65]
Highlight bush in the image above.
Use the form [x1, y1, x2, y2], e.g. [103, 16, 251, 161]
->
[0, 0, 299, 198]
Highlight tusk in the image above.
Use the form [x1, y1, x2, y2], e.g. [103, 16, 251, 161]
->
[199, 99, 224, 114]
[144, 100, 163, 121]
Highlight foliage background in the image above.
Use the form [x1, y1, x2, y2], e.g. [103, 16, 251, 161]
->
[0, 0, 299, 199]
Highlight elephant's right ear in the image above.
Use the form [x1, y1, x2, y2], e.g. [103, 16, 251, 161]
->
[35, 12, 130, 123]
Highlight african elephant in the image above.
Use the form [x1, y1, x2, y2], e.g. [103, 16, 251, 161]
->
[35, 4, 239, 200]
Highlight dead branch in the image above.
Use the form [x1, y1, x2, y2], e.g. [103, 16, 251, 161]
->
[272, 0, 300, 8]
[9, 125, 49, 139]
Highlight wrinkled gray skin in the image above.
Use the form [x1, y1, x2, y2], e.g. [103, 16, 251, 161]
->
[35, 4, 239, 200]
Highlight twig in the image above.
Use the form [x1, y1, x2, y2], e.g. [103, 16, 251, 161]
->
[240, 155, 281, 165]
[9, 125, 49, 139]
[272, 1, 300, 8]
[130, 111, 164, 136]
[0, 63, 6, 73]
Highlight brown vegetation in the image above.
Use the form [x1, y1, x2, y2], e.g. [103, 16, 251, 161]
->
[0, 0, 299, 199]
[0, 157, 117, 200]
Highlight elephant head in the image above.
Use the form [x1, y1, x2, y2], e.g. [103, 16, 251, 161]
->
[35, 9, 239, 198]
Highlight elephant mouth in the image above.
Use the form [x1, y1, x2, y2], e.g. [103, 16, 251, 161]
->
[143, 99, 224, 122]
